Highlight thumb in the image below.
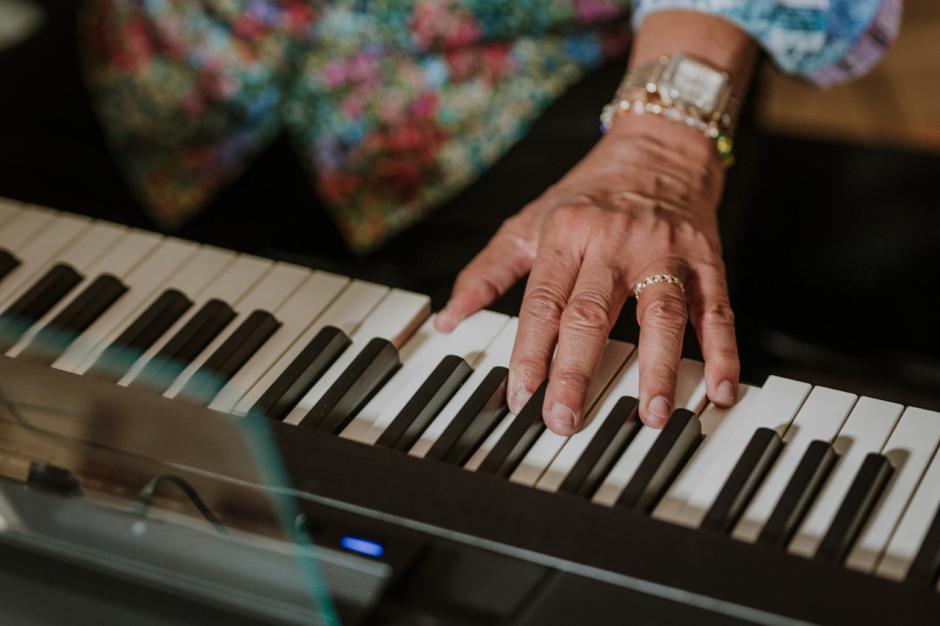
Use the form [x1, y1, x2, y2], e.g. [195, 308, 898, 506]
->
[436, 218, 535, 332]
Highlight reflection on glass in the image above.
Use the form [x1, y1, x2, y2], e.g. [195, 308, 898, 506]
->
[0, 319, 345, 624]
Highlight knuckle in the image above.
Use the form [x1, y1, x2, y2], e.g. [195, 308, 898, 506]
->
[524, 284, 567, 322]
[563, 292, 612, 331]
[645, 362, 679, 389]
[643, 296, 688, 325]
[512, 354, 548, 381]
[702, 301, 736, 327]
[552, 368, 592, 396]
[713, 343, 740, 362]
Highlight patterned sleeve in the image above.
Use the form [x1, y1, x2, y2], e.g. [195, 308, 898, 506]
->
[631, 0, 903, 86]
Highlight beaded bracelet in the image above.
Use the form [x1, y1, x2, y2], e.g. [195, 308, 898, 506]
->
[600, 65, 737, 168]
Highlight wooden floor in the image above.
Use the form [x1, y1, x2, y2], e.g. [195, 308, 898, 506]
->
[757, 0, 940, 153]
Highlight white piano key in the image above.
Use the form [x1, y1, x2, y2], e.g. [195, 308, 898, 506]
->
[876, 446, 940, 580]
[209, 271, 350, 413]
[341, 310, 509, 444]
[233, 280, 387, 417]
[52, 239, 201, 372]
[409, 318, 518, 459]
[509, 340, 634, 487]
[0, 221, 129, 319]
[0, 197, 21, 227]
[0, 204, 55, 251]
[788, 397, 903, 558]
[164, 262, 309, 398]
[119, 254, 272, 386]
[0, 213, 92, 308]
[281, 289, 431, 426]
[846, 407, 940, 573]
[732, 386, 857, 543]
[536, 350, 639, 493]
[72, 246, 236, 375]
[591, 358, 709, 507]
[653, 385, 762, 524]
[672, 376, 811, 528]
[7, 229, 162, 357]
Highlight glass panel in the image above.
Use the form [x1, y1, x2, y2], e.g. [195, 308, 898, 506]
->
[0, 322, 356, 625]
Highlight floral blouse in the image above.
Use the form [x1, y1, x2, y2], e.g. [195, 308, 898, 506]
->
[81, 0, 901, 253]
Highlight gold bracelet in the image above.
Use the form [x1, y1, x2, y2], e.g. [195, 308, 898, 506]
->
[600, 56, 737, 168]
[601, 91, 735, 168]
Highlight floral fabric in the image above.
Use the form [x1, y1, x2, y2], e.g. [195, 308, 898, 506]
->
[81, 0, 897, 252]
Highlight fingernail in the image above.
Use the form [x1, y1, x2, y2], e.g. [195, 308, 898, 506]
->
[648, 395, 672, 427]
[546, 402, 577, 433]
[435, 306, 456, 332]
[717, 380, 735, 405]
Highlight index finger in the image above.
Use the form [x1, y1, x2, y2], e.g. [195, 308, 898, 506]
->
[508, 224, 585, 413]
[543, 255, 626, 434]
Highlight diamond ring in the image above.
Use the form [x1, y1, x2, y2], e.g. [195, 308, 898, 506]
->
[633, 274, 685, 300]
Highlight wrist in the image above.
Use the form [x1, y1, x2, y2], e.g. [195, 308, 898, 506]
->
[600, 113, 726, 210]
[607, 112, 723, 172]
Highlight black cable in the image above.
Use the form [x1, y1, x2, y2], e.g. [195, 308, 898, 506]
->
[135, 474, 228, 535]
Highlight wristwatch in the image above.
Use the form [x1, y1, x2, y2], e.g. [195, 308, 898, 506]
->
[600, 54, 738, 166]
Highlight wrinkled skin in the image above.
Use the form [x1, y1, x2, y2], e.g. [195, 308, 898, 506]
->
[436, 112, 740, 433]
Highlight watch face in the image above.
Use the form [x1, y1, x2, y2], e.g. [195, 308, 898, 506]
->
[661, 56, 727, 112]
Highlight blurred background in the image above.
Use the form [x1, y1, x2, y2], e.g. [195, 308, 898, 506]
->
[1, 0, 938, 410]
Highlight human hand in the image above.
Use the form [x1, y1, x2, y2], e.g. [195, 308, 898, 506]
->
[435, 113, 739, 434]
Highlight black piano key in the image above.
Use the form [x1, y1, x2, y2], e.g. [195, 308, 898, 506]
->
[20, 274, 128, 364]
[299, 337, 401, 434]
[616, 409, 702, 512]
[376, 354, 473, 452]
[477, 381, 548, 478]
[90, 289, 193, 381]
[425, 366, 509, 465]
[701, 427, 784, 533]
[758, 440, 839, 548]
[0, 248, 19, 281]
[134, 299, 236, 393]
[0, 263, 82, 351]
[906, 502, 940, 585]
[177, 309, 282, 404]
[559, 396, 640, 498]
[250, 325, 351, 421]
[817, 453, 894, 563]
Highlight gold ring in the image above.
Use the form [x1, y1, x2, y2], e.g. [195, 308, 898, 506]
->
[633, 273, 685, 300]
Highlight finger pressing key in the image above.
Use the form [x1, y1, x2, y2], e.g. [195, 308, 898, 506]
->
[543, 254, 627, 435]
[508, 220, 585, 414]
[688, 262, 740, 407]
[635, 270, 688, 428]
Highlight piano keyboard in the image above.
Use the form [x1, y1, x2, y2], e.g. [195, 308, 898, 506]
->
[2, 196, 940, 594]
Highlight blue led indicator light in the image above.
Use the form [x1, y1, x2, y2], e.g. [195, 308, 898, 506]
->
[340, 535, 385, 558]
